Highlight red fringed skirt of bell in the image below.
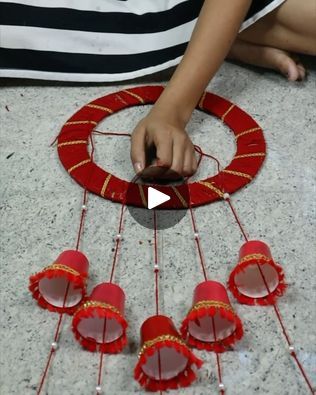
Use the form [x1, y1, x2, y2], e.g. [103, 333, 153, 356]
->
[134, 315, 203, 392]
[72, 282, 128, 354]
[29, 250, 89, 314]
[228, 240, 287, 305]
[180, 281, 243, 353]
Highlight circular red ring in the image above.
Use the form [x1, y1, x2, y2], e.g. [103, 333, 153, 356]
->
[57, 85, 266, 208]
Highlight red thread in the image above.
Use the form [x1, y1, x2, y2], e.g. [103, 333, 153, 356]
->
[211, 316, 225, 394]
[195, 147, 314, 394]
[187, 150, 208, 281]
[75, 134, 95, 250]
[96, 318, 107, 394]
[109, 202, 126, 283]
[93, 130, 131, 138]
[153, 210, 160, 316]
[225, 198, 249, 242]
[36, 282, 70, 395]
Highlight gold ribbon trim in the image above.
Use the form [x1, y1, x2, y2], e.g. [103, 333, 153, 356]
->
[65, 120, 98, 126]
[57, 140, 87, 147]
[138, 184, 147, 207]
[139, 335, 186, 357]
[190, 300, 233, 314]
[42, 263, 81, 277]
[222, 169, 253, 180]
[239, 253, 270, 264]
[221, 104, 235, 122]
[235, 127, 261, 140]
[101, 174, 112, 197]
[86, 104, 113, 113]
[198, 181, 224, 198]
[171, 186, 188, 208]
[76, 301, 122, 316]
[68, 159, 91, 174]
[123, 89, 145, 104]
[234, 153, 266, 159]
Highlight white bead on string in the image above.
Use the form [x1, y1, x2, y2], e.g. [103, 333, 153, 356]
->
[115, 234, 122, 241]
[223, 193, 230, 200]
[218, 382, 225, 391]
[154, 264, 159, 272]
[51, 341, 58, 350]
[194, 232, 199, 239]
[81, 204, 87, 211]
[288, 345, 295, 353]
[96, 385, 102, 394]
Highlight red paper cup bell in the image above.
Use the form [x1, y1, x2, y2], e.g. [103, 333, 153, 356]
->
[72, 282, 128, 353]
[180, 281, 243, 353]
[134, 315, 202, 392]
[29, 250, 89, 314]
[228, 240, 286, 305]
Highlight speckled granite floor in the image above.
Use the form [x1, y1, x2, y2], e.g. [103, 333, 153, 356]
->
[1, 59, 315, 395]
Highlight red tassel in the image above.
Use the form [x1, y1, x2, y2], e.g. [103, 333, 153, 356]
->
[72, 305, 128, 354]
[134, 338, 202, 391]
[228, 258, 287, 305]
[180, 305, 243, 352]
[29, 268, 87, 315]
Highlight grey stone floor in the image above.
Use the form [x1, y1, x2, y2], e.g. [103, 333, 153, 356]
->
[0, 59, 315, 395]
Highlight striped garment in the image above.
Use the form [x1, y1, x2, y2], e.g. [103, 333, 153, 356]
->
[0, 0, 286, 82]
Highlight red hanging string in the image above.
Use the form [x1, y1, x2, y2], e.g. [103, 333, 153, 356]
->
[187, 148, 209, 281]
[36, 282, 70, 395]
[96, 318, 107, 394]
[153, 210, 159, 316]
[152, 209, 163, 395]
[75, 134, 95, 250]
[196, 146, 314, 394]
[211, 316, 225, 395]
[93, 130, 131, 138]
[37, 135, 97, 394]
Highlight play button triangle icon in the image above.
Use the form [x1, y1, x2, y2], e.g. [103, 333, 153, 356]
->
[147, 187, 170, 209]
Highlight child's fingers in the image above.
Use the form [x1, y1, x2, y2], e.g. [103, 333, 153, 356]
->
[130, 127, 146, 174]
[183, 147, 196, 176]
[170, 134, 185, 175]
[154, 131, 173, 169]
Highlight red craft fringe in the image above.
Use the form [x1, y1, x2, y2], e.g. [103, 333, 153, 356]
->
[72, 306, 128, 354]
[228, 258, 287, 306]
[180, 306, 243, 353]
[134, 339, 203, 392]
[28, 269, 87, 315]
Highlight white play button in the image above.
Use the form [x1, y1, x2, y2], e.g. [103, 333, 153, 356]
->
[147, 187, 170, 209]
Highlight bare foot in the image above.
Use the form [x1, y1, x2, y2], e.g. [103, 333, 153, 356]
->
[228, 39, 306, 81]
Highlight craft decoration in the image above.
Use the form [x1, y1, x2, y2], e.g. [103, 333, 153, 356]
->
[57, 86, 266, 208]
[29, 137, 95, 395]
[27, 85, 314, 394]
[29, 250, 89, 314]
[135, 315, 203, 392]
[72, 282, 128, 353]
[134, 210, 202, 392]
[192, 147, 313, 394]
[181, 281, 243, 353]
[228, 240, 286, 305]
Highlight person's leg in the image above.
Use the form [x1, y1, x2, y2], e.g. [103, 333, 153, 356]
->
[228, 0, 316, 80]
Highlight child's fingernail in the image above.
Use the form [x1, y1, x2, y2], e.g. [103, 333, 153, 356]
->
[134, 162, 144, 173]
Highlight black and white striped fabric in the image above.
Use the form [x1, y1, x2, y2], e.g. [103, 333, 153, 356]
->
[0, 0, 286, 82]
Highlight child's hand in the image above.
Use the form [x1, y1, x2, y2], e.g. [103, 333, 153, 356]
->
[131, 108, 197, 179]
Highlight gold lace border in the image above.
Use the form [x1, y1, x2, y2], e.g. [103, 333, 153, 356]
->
[239, 253, 270, 265]
[139, 335, 186, 358]
[75, 300, 122, 317]
[190, 300, 233, 314]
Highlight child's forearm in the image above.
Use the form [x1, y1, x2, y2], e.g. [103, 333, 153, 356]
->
[153, 0, 252, 124]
